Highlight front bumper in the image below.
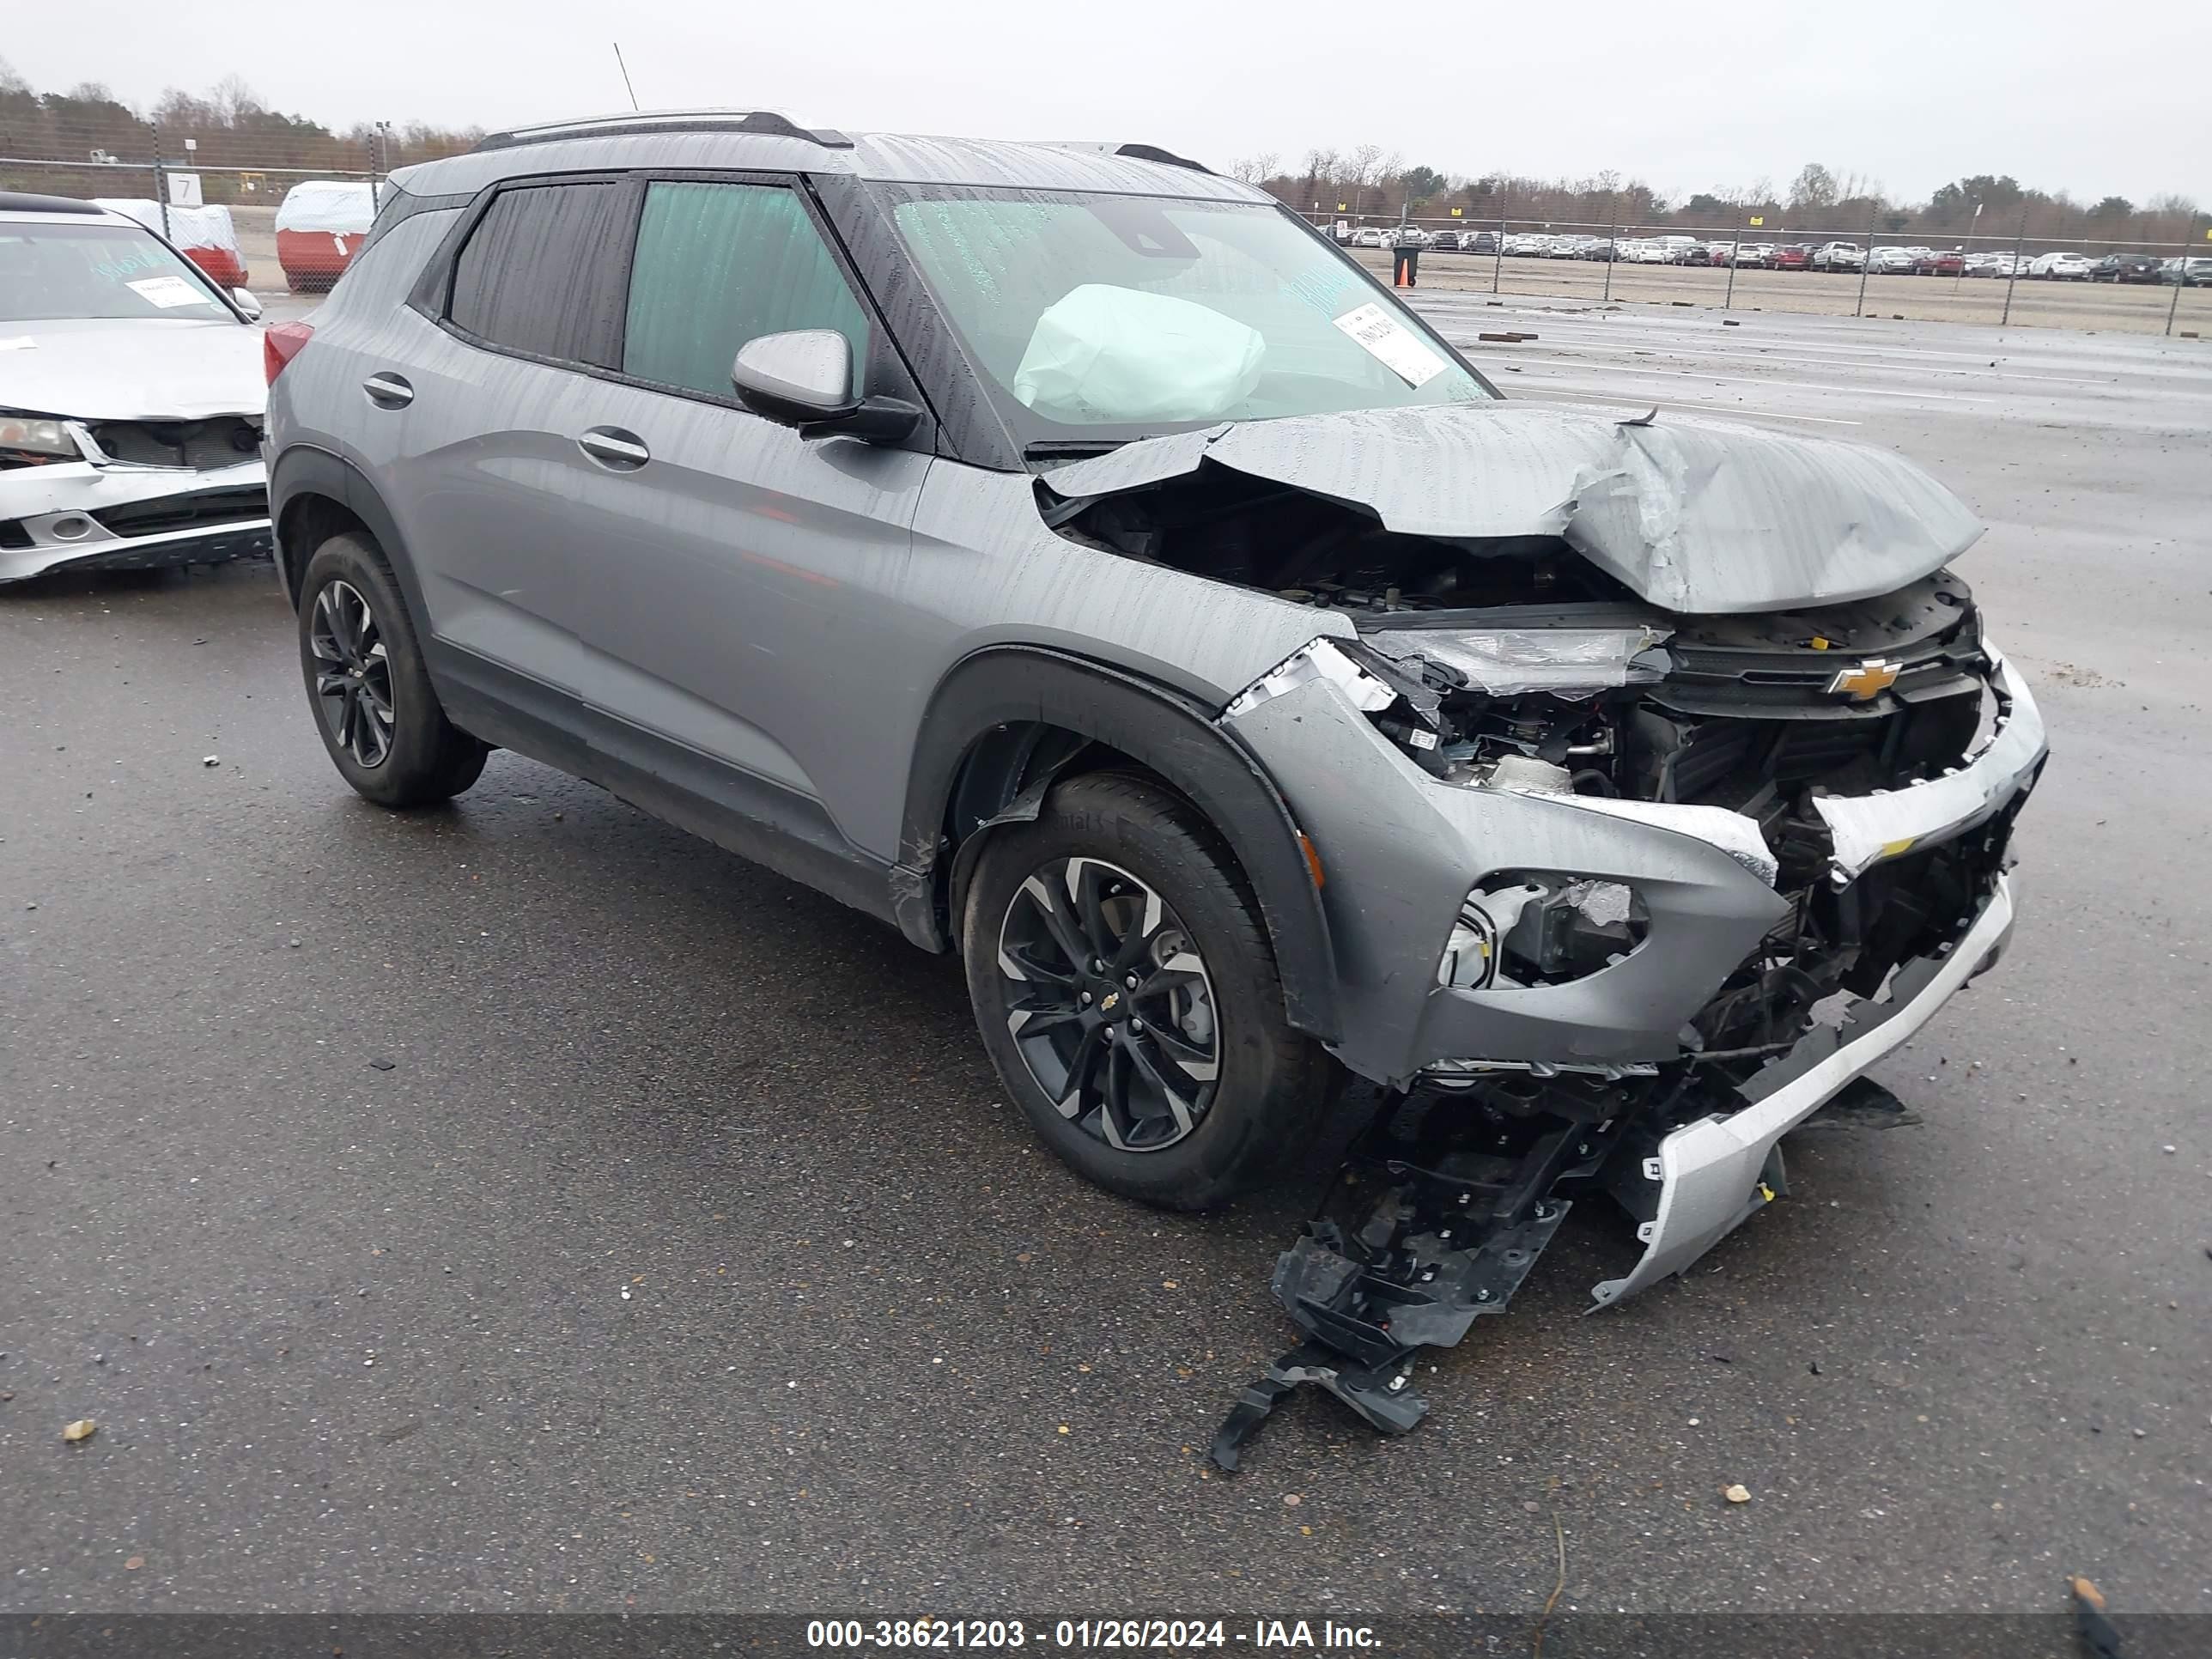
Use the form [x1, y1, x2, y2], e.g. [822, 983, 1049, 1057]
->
[1221, 647, 2046, 1089]
[0, 454, 270, 585]
[1588, 870, 2014, 1308]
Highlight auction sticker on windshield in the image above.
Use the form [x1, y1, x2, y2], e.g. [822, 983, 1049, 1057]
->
[1333, 301, 1448, 388]
[126, 276, 207, 309]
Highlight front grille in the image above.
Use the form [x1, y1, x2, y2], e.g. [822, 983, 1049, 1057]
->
[92, 485, 267, 538]
[85, 417, 263, 471]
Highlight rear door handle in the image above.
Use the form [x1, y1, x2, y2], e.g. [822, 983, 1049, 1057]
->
[577, 427, 650, 471]
[362, 373, 413, 408]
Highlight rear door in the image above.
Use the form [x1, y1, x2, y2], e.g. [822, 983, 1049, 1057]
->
[380, 175, 640, 700]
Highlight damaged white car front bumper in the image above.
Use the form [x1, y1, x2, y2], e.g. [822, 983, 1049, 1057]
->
[1, 426, 270, 585]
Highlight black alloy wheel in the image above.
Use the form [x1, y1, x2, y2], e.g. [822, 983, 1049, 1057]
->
[308, 579, 395, 769]
[995, 855, 1222, 1154]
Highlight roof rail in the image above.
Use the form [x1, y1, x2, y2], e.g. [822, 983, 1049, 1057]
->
[1109, 143, 1214, 175]
[1036, 142, 1216, 176]
[473, 109, 854, 154]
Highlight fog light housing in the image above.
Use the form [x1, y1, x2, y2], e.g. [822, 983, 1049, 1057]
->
[1437, 872, 1650, 990]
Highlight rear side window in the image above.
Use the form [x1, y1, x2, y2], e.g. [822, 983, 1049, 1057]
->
[622, 181, 869, 399]
[448, 180, 633, 367]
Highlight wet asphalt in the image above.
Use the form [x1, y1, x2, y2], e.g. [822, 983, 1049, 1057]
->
[3, 303, 2207, 1620]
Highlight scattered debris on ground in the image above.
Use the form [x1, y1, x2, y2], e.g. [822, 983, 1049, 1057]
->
[62, 1418, 97, 1443]
[2069, 1576, 2124, 1657]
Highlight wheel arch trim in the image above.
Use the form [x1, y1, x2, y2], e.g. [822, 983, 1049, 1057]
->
[268, 445, 434, 628]
[892, 645, 1341, 1043]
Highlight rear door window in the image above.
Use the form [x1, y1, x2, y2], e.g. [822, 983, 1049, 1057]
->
[447, 180, 635, 368]
[621, 180, 870, 400]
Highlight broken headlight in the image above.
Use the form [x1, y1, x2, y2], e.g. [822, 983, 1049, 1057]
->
[1438, 872, 1650, 990]
[0, 413, 80, 466]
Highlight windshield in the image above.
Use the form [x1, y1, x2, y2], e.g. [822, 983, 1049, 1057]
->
[885, 187, 1493, 447]
[0, 220, 234, 324]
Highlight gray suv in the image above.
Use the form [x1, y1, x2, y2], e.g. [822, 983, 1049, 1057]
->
[265, 112, 2044, 1306]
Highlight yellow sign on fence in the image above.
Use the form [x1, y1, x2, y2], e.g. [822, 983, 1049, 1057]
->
[1749, 215, 1765, 227]
[1451, 207, 1463, 216]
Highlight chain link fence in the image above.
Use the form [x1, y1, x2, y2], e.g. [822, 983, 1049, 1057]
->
[1310, 202, 2211, 337]
[1, 112, 466, 293]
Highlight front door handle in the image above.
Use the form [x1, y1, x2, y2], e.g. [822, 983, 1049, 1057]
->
[577, 427, 650, 471]
[362, 373, 414, 408]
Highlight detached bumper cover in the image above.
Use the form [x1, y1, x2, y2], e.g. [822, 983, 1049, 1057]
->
[1589, 870, 2016, 1309]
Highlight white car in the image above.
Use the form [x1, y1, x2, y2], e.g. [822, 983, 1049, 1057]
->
[1869, 246, 1917, 274]
[2028, 251, 2094, 280]
[1812, 243, 1864, 270]
[1350, 226, 1384, 248]
[1631, 240, 1671, 264]
[0, 191, 271, 586]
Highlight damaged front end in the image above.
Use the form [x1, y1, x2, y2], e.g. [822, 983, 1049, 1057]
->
[1208, 604, 2040, 1463]
[1034, 406, 2045, 1464]
[1, 411, 271, 584]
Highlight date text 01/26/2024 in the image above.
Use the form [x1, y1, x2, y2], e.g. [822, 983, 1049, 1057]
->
[805, 1620, 1383, 1650]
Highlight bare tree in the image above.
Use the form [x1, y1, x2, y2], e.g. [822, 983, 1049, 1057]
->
[1344, 143, 1383, 214]
[1789, 162, 1838, 212]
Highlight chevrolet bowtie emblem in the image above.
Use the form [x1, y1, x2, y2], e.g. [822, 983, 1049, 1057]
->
[1100, 992, 1120, 1012]
[1826, 658, 1900, 701]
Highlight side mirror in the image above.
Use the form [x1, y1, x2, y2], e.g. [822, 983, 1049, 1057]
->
[231, 288, 263, 321]
[730, 329, 920, 444]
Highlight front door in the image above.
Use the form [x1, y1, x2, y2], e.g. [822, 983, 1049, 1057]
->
[556, 177, 934, 858]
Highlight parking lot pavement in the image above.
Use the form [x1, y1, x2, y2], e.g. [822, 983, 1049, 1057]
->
[3, 309, 2208, 1619]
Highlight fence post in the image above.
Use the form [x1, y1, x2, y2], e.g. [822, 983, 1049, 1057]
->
[1854, 205, 1875, 317]
[1999, 210, 2026, 327]
[1723, 227, 1742, 310]
[149, 122, 171, 241]
[1492, 198, 1505, 295]
[1602, 195, 1618, 302]
[2166, 233, 2191, 337]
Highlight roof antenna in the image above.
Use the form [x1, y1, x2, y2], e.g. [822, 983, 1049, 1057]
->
[611, 41, 640, 111]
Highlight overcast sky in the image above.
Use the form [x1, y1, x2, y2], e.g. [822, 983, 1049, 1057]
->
[7, 0, 2206, 206]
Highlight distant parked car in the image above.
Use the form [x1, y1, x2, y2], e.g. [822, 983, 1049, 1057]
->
[1810, 242, 1864, 271]
[1631, 240, 1671, 264]
[2088, 252, 2162, 283]
[1913, 249, 1966, 276]
[1732, 244, 1773, 269]
[1771, 244, 1811, 270]
[275, 179, 376, 292]
[1350, 226, 1384, 247]
[2027, 251, 2094, 280]
[2160, 257, 2212, 286]
[1462, 229, 1498, 255]
[1548, 237, 1585, 258]
[1869, 246, 1917, 274]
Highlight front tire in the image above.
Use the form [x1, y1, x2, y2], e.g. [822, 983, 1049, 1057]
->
[963, 773, 1332, 1212]
[296, 532, 488, 808]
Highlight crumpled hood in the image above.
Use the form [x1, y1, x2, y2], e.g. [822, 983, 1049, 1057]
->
[1, 319, 266, 422]
[1041, 401, 1984, 614]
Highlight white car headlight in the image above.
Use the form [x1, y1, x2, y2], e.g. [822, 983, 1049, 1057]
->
[0, 415, 79, 460]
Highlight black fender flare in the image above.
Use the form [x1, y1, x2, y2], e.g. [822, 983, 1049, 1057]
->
[268, 444, 434, 627]
[892, 646, 1340, 1043]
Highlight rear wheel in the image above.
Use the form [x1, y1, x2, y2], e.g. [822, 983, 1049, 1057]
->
[296, 532, 488, 808]
[963, 773, 1332, 1212]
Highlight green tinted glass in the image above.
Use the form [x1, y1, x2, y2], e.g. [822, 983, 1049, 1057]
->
[623, 182, 869, 398]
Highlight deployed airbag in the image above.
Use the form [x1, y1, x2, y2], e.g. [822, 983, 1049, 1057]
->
[1014, 284, 1265, 425]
